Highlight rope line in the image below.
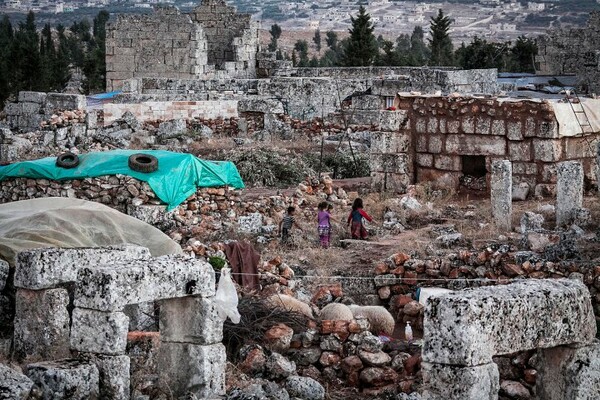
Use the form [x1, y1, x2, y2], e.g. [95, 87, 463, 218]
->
[226, 271, 578, 283]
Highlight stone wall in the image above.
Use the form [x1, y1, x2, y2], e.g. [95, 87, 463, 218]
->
[110, 66, 498, 122]
[278, 67, 499, 95]
[106, 0, 258, 92]
[103, 99, 239, 124]
[2, 92, 86, 131]
[536, 12, 600, 95]
[106, 7, 207, 92]
[4, 246, 224, 399]
[372, 95, 600, 196]
[190, 0, 258, 76]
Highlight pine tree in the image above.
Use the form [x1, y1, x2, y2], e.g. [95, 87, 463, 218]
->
[268, 24, 281, 52]
[342, 6, 378, 66]
[14, 11, 43, 92]
[428, 9, 454, 66]
[313, 29, 321, 53]
[0, 15, 14, 104]
[294, 40, 309, 67]
[408, 26, 429, 66]
[510, 36, 537, 73]
[325, 30, 338, 51]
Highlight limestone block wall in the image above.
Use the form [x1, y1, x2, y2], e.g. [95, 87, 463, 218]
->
[374, 95, 600, 195]
[191, 0, 258, 78]
[276, 67, 499, 95]
[3, 92, 86, 131]
[7, 246, 224, 399]
[537, 12, 600, 95]
[103, 100, 238, 124]
[106, 7, 208, 92]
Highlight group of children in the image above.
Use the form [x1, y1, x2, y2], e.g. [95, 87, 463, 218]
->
[278, 198, 374, 248]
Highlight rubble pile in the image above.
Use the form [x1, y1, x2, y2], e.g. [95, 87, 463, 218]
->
[40, 109, 86, 129]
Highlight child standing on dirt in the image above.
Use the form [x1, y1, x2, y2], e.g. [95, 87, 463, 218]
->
[279, 206, 303, 245]
[347, 198, 373, 240]
[317, 202, 336, 248]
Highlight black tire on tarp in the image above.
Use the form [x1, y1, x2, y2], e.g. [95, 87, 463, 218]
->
[128, 153, 159, 173]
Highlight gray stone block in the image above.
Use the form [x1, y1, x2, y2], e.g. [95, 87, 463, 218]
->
[445, 134, 506, 156]
[556, 161, 583, 227]
[70, 308, 129, 355]
[158, 119, 187, 139]
[0, 259, 8, 291]
[83, 355, 130, 400]
[44, 93, 86, 111]
[238, 98, 284, 114]
[75, 255, 215, 311]
[159, 296, 223, 345]
[422, 362, 499, 400]
[26, 360, 99, 400]
[0, 364, 33, 399]
[537, 341, 600, 400]
[157, 342, 226, 398]
[491, 160, 512, 231]
[423, 279, 596, 366]
[15, 245, 150, 290]
[14, 288, 70, 362]
[285, 376, 325, 400]
[18, 91, 47, 104]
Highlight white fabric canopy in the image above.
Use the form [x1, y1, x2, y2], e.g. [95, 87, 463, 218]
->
[0, 197, 182, 265]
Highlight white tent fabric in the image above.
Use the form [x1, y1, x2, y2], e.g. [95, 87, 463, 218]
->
[0, 197, 182, 266]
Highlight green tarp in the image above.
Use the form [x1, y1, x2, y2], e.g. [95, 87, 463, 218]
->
[0, 150, 245, 210]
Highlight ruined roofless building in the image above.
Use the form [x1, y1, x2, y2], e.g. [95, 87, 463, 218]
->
[105, 0, 259, 92]
[536, 12, 600, 95]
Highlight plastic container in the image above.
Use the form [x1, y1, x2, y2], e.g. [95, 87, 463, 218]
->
[405, 321, 413, 341]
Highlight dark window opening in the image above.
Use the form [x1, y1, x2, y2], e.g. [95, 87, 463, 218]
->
[460, 155, 487, 191]
[462, 155, 487, 177]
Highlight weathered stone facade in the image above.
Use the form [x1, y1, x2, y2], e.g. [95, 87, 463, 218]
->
[4, 246, 224, 399]
[106, 0, 259, 92]
[422, 279, 598, 400]
[371, 94, 600, 195]
[537, 12, 600, 95]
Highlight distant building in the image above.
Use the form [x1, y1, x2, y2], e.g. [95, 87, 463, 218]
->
[527, 2, 545, 11]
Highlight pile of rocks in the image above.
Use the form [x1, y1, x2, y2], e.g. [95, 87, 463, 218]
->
[234, 317, 421, 397]
[40, 109, 86, 129]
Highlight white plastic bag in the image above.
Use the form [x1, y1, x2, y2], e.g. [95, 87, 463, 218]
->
[214, 267, 241, 324]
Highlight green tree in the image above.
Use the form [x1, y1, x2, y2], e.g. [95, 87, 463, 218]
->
[510, 36, 537, 73]
[376, 39, 400, 66]
[14, 11, 43, 92]
[268, 23, 282, 52]
[313, 28, 321, 53]
[83, 10, 110, 93]
[407, 26, 429, 65]
[325, 30, 338, 51]
[428, 9, 453, 66]
[342, 6, 378, 66]
[0, 15, 14, 104]
[294, 40, 309, 66]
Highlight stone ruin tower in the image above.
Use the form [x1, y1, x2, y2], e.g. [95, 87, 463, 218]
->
[105, 0, 259, 91]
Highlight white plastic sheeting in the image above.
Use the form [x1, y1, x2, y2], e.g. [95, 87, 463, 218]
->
[0, 197, 182, 265]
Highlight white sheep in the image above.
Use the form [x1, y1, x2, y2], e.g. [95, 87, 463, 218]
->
[267, 294, 314, 318]
[319, 303, 354, 321]
[348, 305, 395, 336]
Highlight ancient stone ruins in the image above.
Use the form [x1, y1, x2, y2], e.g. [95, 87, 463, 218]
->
[1, 1, 600, 400]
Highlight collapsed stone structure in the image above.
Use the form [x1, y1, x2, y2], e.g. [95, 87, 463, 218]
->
[106, 0, 259, 91]
[3, 245, 224, 399]
[422, 279, 598, 400]
[537, 12, 600, 95]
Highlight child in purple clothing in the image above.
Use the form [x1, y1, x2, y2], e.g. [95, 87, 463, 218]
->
[317, 202, 335, 248]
